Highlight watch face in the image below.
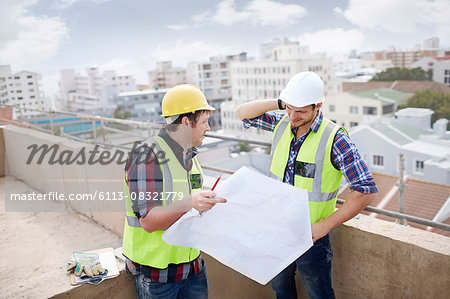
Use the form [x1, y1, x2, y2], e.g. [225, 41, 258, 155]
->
[190, 173, 202, 189]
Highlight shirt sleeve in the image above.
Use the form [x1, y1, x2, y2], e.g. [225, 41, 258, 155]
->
[242, 111, 285, 132]
[126, 143, 164, 218]
[331, 130, 378, 194]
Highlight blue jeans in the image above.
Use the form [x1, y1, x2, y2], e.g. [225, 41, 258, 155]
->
[271, 234, 335, 299]
[135, 267, 209, 299]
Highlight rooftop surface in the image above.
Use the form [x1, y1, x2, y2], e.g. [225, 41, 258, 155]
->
[0, 176, 123, 298]
[351, 88, 411, 104]
[339, 173, 450, 237]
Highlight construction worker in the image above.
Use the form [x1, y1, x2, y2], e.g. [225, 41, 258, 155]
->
[122, 84, 226, 299]
[236, 72, 378, 299]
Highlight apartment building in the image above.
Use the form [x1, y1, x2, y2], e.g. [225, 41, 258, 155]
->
[186, 52, 248, 130]
[0, 65, 47, 119]
[115, 89, 167, 123]
[148, 61, 186, 89]
[259, 38, 310, 61]
[222, 54, 340, 141]
[373, 48, 438, 68]
[322, 88, 411, 129]
[350, 108, 450, 185]
[59, 67, 136, 111]
[412, 56, 450, 86]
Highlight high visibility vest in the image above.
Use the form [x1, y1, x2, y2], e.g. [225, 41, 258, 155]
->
[268, 115, 343, 224]
[122, 135, 204, 268]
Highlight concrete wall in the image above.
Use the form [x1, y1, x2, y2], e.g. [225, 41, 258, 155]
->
[3, 125, 125, 235]
[55, 215, 450, 299]
[4, 125, 450, 298]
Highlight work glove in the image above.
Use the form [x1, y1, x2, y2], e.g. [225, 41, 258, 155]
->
[67, 252, 107, 277]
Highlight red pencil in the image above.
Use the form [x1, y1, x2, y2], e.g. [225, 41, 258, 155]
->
[211, 175, 221, 191]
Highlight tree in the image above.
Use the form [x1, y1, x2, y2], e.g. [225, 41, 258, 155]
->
[400, 90, 450, 128]
[113, 107, 132, 119]
[371, 67, 432, 81]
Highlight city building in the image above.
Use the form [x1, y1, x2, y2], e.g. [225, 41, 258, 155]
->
[334, 52, 393, 82]
[59, 67, 136, 112]
[259, 38, 310, 61]
[349, 108, 450, 185]
[424, 37, 440, 50]
[412, 56, 450, 86]
[186, 52, 248, 130]
[115, 89, 167, 123]
[322, 88, 412, 128]
[148, 61, 186, 90]
[222, 50, 340, 141]
[0, 65, 47, 119]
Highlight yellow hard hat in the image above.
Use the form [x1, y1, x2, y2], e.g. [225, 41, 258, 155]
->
[161, 84, 215, 117]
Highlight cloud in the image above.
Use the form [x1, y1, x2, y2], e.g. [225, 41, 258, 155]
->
[168, 0, 307, 30]
[151, 40, 241, 67]
[336, 0, 450, 37]
[54, 0, 111, 9]
[166, 24, 189, 31]
[299, 28, 365, 55]
[0, 1, 68, 70]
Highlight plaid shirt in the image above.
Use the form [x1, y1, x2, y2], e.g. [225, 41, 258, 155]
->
[124, 128, 203, 283]
[243, 110, 378, 194]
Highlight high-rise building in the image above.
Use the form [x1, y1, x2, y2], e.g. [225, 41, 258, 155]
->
[424, 37, 440, 50]
[221, 43, 339, 141]
[259, 38, 310, 61]
[148, 61, 186, 89]
[186, 52, 247, 129]
[58, 67, 136, 111]
[0, 65, 47, 119]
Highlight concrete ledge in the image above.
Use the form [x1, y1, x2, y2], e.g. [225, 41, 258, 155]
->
[52, 269, 137, 299]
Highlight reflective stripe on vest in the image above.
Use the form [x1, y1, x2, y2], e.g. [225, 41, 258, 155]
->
[268, 115, 343, 223]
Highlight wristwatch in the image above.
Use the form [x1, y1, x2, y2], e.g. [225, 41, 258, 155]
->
[277, 99, 285, 110]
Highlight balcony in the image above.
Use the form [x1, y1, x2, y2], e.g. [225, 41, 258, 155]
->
[0, 114, 449, 298]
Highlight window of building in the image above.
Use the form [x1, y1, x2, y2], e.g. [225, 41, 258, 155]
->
[17, 90, 22, 94]
[30, 95, 35, 99]
[27, 75, 32, 79]
[18, 97, 23, 100]
[415, 160, 424, 173]
[373, 155, 384, 167]
[28, 82, 33, 85]
[350, 122, 358, 127]
[220, 63, 227, 68]
[349, 106, 358, 114]
[14, 76, 20, 80]
[329, 105, 335, 112]
[363, 106, 378, 115]
[203, 64, 211, 70]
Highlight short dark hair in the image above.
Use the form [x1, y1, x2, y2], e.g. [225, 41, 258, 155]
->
[165, 110, 209, 132]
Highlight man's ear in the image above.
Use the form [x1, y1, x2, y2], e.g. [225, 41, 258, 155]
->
[181, 116, 190, 126]
[316, 102, 323, 110]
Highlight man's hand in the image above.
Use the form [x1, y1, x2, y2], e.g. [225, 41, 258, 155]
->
[192, 190, 227, 213]
[311, 219, 331, 243]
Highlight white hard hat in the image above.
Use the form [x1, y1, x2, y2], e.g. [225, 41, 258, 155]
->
[279, 71, 324, 107]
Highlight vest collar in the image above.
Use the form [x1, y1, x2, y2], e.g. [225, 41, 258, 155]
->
[158, 129, 198, 170]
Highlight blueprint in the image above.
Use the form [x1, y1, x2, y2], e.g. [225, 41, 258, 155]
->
[162, 166, 313, 285]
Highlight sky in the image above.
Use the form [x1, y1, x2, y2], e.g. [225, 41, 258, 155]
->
[1, 0, 450, 97]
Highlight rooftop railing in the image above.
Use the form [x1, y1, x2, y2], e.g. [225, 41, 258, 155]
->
[1, 104, 449, 232]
